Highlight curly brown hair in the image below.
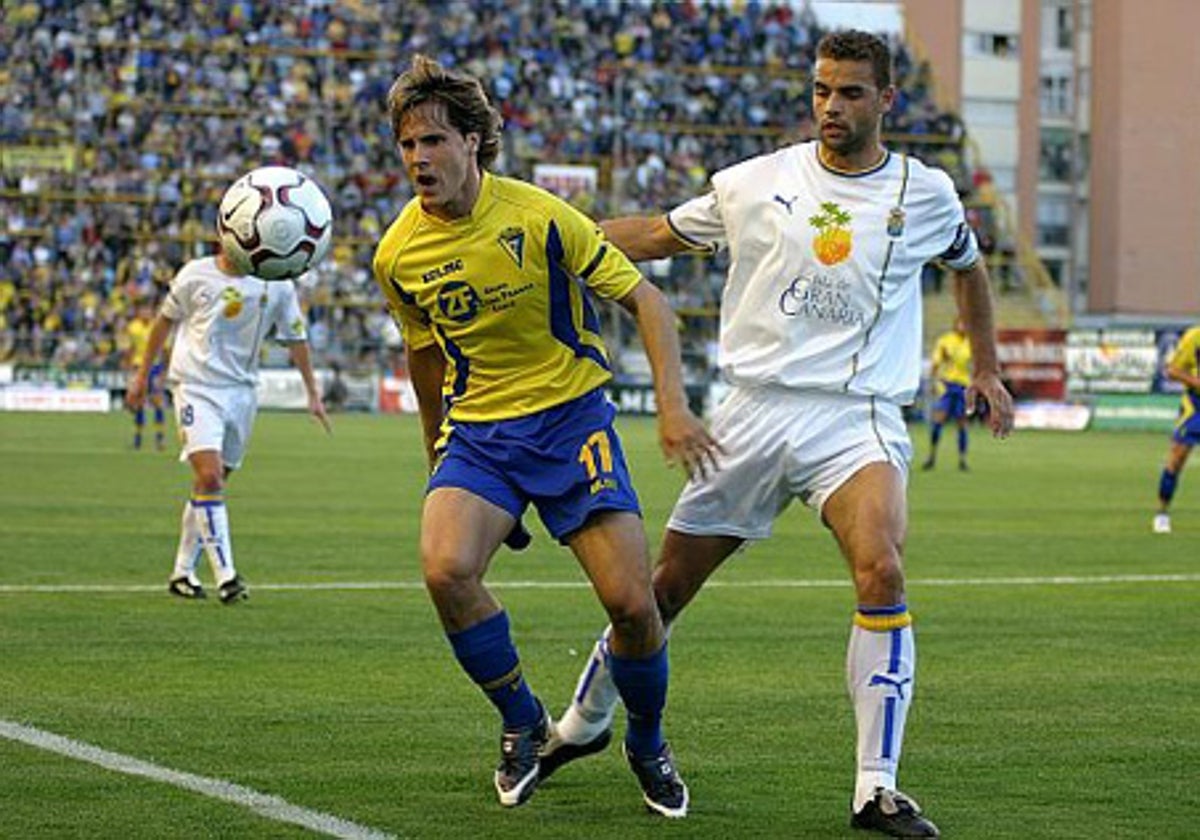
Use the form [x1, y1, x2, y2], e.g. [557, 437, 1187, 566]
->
[386, 54, 503, 170]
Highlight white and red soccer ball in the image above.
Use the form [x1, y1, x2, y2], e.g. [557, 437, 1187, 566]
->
[217, 166, 333, 280]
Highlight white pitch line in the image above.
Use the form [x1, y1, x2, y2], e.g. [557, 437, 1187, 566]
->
[0, 720, 395, 840]
[0, 573, 1198, 595]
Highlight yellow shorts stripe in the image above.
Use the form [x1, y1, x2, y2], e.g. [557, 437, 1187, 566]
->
[191, 493, 224, 503]
[854, 610, 913, 632]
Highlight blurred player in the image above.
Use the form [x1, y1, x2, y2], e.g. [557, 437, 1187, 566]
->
[922, 318, 972, 471]
[126, 242, 330, 603]
[1153, 322, 1200, 533]
[373, 55, 717, 816]
[543, 30, 1014, 839]
[123, 301, 167, 451]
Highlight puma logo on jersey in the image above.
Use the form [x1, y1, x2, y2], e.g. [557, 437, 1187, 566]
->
[773, 194, 799, 214]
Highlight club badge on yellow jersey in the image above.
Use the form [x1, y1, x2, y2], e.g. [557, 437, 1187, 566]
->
[497, 227, 525, 268]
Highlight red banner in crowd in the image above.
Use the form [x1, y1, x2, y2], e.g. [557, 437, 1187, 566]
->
[997, 328, 1068, 400]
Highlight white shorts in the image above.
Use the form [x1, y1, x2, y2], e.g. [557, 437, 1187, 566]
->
[669, 387, 912, 540]
[172, 383, 258, 471]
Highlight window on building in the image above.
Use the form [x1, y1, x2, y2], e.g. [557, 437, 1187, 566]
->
[1041, 258, 1065, 287]
[1040, 127, 1074, 182]
[1040, 74, 1073, 118]
[1037, 196, 1071, 247]
[964, 32, 1019, 58]
[1041, 1, 1074, 52]
[1055, 5, 1074, 49]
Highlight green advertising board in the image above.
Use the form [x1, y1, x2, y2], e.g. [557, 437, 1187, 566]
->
[1090, 394, 1180, 431]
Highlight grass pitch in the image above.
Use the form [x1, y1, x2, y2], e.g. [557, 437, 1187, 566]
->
[0, 410, 1196, 838]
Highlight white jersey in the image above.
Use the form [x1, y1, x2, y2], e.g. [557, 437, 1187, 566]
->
[669, 141, 978, 403]
[162, 256, 307, 388]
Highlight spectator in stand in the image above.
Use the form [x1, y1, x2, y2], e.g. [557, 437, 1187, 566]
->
[6, 1, 969, 373]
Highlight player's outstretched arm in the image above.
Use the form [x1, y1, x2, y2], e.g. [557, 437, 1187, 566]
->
[618, 279, 721, 479]
[124, 314, 174, 411]
[953, 260, 1014, 438]
[287, 341, 332, 435]
[600, 215, 688, 263]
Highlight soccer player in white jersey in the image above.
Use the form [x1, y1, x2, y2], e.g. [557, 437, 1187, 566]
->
[541, 30, 1014, 839]
[126, 244, 330, 604]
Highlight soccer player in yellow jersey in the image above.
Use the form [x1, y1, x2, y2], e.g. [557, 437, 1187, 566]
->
[124, 302, 166, 451]
[373, 55, 718, 816]
[922, 319, 973, 471]
[1153, 323, 1200, 533]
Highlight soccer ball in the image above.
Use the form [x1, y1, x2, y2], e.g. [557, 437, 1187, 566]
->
[217, 166, 333, 280]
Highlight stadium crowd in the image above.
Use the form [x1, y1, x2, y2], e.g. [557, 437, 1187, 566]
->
[1, 0, 975, 377]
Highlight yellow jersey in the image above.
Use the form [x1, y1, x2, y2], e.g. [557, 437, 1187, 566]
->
[373, 172, 642, 421]
[124, 316, 154, 368]
[931, 330, 972, 387]
[1169, 325, 1200, 399]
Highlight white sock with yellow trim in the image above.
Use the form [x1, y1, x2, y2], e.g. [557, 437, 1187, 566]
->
[847, 604, 916, 811]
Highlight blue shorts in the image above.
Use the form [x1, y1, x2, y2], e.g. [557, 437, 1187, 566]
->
[1172, 394, 1200, 446]
[933, 381, 967, 420]
[428, 388, 641, 542]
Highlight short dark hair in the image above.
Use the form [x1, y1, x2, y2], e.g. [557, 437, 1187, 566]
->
[816, 30, 893, 90]
[386, 54, 503, 170]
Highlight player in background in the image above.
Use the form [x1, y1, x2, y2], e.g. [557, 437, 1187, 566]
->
[922, 318, 972, 471]
[542, 30, 1014, 839]
[123, 301, 168, 451]
[373, 55, 718, 816]
[125, 243, 330, 603]
[1153, 323, 1200, 533]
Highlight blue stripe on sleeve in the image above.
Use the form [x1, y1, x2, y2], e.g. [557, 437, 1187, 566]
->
[437, 327, 470, 403]
[546, 221, 609, 370]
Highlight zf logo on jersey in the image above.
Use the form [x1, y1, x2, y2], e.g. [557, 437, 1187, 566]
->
[437, 280, 481, 323]
[497, 227, 525, 268]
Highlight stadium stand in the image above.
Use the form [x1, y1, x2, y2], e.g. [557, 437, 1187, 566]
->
[2, 0, 996, 380]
